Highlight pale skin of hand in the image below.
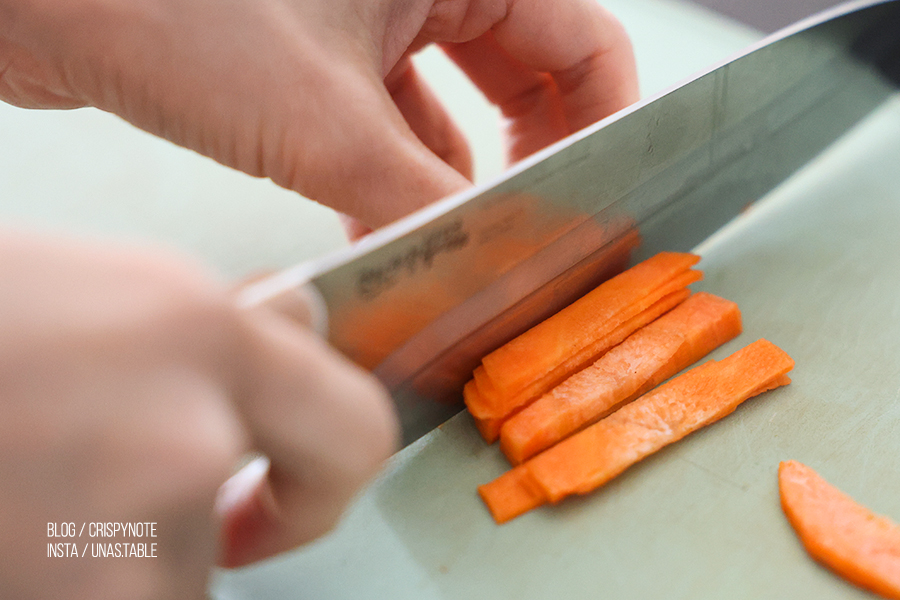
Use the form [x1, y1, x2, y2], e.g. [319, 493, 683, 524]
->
[0, 0, 638, 230]
[0, 230, 399, 599]
[0, 0, 639, 596]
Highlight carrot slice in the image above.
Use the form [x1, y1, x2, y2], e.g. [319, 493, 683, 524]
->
[472, 414, 504, 444]
[477, 465, 547, 526]
[479, 339, 793, 523]
[779, 460, 900, 599]
[466, 289, 692, 444]
[499, 292, 743, 464]
[478, 252, 701, 396]
[466, 268, 701, 425]
[535, 270, 700, 390]
[466, 286, 691, 423]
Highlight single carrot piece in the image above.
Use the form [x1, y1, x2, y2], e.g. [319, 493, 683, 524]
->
[477, 465, 547, 526]
[499, 292, 743, 464]
[478, 252, 701, 396]
[779, 460, 900, 599]
[479, 339, 793, 523]
[466, 284, 695, 423]
[532, 340, 793, 503]
[464, 370, 510, 442]
[471, 414, 504, 444]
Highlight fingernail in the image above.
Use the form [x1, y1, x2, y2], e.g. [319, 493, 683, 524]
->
[215, 455, 270, 516]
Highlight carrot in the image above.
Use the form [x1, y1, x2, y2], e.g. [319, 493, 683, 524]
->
[778, 460, 900, 599]
[466, 287, 691, 415]
[499, 292, 743, 464]
[497, 286, 694, 413]
[465, 286, 692, 442]
[464, 252, 701, 432]
[481, 252, 701, 394]
[476, 465, 547, 526]
[471, 414, 505, 444]
[479, 339, 794, 523]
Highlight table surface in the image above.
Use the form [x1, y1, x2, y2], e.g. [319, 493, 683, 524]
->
[9, 2, 899, 599]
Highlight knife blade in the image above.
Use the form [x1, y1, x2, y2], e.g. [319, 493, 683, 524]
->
[241, 0, 900, 446]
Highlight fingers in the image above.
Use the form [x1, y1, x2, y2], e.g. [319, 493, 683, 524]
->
[435, 0, 639, 162]
[278, 61, 472, 230]
[310, 59, 472, 234]
[307, 0, 638, 225]
[233, 275, 326, 333]
[215, 455, 277, 568]
[440, 32, 570, 162]
[218, 307, 398, 567]
[492, 0, 639, 128]
[385, 58, 474, 181]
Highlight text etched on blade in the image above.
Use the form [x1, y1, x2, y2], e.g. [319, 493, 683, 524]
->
[356, 220, 469, 300]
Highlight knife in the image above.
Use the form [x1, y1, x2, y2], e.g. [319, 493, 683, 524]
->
[241, 0, 900, 446]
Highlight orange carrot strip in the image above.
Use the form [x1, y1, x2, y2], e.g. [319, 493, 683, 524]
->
[477, 465, 547, 525]
[779, 460, 900, 599]
[479, 339, 793, 523]
[464, 375, 515, 443]
[471, 366, 498, 406]
[466, 285, 693, 422]
[481, 267, 702, 402]
[499, 292, 742, 464]
[462, 371, 487, 413]
[752, 374, 791, 395]
[533, 339, 793, 502]
[526, 274, 699, 397]
[472, 415, 504, 444]
[479, 252, 701, 396]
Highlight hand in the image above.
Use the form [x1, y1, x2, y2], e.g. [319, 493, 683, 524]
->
[0, 230, 398, 598]
[0, 0, 638, 231]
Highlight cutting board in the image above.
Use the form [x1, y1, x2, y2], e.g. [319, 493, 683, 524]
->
[212, 93, 900, 600]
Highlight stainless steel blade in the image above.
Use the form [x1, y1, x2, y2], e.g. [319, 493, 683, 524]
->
[242, 0, 900, 445]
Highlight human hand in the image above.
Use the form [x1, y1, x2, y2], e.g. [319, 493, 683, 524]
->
[0, 0, 638, 231]
[0, 230, 398, 598]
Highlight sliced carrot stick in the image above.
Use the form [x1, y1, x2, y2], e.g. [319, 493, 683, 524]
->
[779, 460, 900, 599]
[479, 339, 793, 523]
[466, 287, 691, 442]
[478, 252, 701, 396]
[477, 465, 547, 526]
[536, 269, 700, 390]
[472, 414, 504, 444]
[499, 292, 743, 464]
[467, 285, 691, 417]
[466, 282, 695, 422]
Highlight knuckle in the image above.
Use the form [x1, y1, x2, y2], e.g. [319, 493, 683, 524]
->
[423, 0, 506, 42]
